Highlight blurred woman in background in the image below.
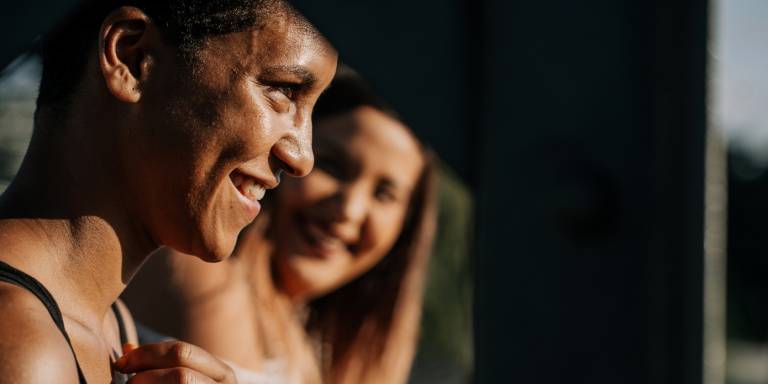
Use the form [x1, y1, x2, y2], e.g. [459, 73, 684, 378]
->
[123, 67, 438, 384]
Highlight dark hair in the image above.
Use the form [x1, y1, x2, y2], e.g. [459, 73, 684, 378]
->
[311, 65, 401, 122]
[36, 0, 312, 122]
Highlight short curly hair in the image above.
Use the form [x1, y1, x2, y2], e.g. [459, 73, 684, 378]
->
[36, 0, 315, 122]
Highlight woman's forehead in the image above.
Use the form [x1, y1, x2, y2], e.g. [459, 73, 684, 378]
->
[316, 107, 417, 149]
[315, 106, 424, 180]
[200, 17, 334, 73]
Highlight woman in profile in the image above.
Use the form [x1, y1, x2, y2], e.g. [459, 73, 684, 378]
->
[123, 67, 438, 384]
[0, 0, 337, 382]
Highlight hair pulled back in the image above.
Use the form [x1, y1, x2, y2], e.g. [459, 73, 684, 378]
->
[36, 0, 313, 122]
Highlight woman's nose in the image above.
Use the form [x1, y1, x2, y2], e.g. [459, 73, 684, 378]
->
[270, 122, 314, 178]
[323, 187, 369, 245]
[333, 185, 370, 224]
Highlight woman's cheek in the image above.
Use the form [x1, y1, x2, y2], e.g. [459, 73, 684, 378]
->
[368, 207, 407, 253]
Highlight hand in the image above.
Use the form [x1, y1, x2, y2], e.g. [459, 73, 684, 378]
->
[112, 342, 237, 384]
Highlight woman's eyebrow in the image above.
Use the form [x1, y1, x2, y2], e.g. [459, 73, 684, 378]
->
[380, 177, 413, 195]
[262, 65, 317, 87]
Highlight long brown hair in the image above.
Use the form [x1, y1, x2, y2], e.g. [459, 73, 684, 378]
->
[235, 66, 438, 384]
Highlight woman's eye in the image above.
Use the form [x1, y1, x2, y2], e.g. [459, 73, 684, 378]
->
[270, 83, 300, 101]
[375, 188, 397, 203]
[279, 86, 294, 100]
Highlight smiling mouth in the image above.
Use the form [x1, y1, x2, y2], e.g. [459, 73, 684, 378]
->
[230, 172, 267, 201]
[297, 215, 350, 258]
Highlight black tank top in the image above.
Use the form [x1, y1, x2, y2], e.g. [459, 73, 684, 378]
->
[0, 260, 129, 384]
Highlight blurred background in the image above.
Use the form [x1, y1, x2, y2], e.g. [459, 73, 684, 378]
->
[716, 1, 768, 384]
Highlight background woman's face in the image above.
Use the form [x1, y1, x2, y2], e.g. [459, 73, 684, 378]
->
[272, 106, 424, 301]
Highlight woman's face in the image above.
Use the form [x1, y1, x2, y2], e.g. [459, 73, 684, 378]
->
[125, 16, 337, 262]
[272, 106, 425, 301]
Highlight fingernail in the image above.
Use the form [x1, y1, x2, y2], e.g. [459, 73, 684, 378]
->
[122, 343, 137, 354]
[112, 356, 127, 371]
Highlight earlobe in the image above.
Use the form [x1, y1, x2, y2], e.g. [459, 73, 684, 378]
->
[99, 7, 152, 103]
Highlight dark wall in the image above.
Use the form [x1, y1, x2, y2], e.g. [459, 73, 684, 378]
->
[472, 1, 707, 383]
[287, 1, 472, 178]
[291, 1, 709, 383]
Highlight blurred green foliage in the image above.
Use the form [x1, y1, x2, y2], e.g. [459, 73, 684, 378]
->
[417, 161, 474, 377]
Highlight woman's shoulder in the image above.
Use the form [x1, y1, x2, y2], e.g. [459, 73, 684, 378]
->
[0, 282, 81, 383]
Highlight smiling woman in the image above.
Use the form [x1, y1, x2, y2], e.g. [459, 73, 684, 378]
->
[123, 66, 438, 384]
[0, 1, 336, 383]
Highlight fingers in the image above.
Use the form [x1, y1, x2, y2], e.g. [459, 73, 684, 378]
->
[113, 342, 235, 384]
[124, 342, 137, 354]
[126, 368, 217, 384]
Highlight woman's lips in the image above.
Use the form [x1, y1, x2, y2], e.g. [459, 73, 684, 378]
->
[229, 172, 266, 222]
[296, 216, 350, 259]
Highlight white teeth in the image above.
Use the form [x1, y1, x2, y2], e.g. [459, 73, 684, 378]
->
[242, 178, 255, 195]
[306, 222, 344, 248]
[234, 174, 267, 201]
[252, 184, 266, 200]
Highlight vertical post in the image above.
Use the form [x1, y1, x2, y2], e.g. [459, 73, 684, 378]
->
[703, 1, 727, 384]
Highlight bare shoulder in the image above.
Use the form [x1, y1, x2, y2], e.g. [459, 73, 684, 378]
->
[0, 282, 80, 383]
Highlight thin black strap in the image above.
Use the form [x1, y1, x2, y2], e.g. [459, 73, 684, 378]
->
[0, 260, 88, 384]
[111, 302, 129, 346]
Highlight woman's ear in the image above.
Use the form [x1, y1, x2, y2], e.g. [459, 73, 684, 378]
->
[99, 6, 156, 103]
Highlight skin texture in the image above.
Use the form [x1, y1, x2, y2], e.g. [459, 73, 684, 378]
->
[0, 5, 336, 384]
[122, 105, 425, 374]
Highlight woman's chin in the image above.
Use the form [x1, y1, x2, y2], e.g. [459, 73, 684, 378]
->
[185, 236, 237, 263]
[281, 256, 345, 292]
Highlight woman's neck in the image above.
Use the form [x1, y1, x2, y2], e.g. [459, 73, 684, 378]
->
[0, 119, 158, 327]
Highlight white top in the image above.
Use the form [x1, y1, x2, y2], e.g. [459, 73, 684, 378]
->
[135, 322, 288, 384]
[221, 358, 287, 384]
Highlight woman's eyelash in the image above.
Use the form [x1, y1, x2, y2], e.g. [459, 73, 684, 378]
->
[271, 83, 302, 100]
[375, 187, 396, 202]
